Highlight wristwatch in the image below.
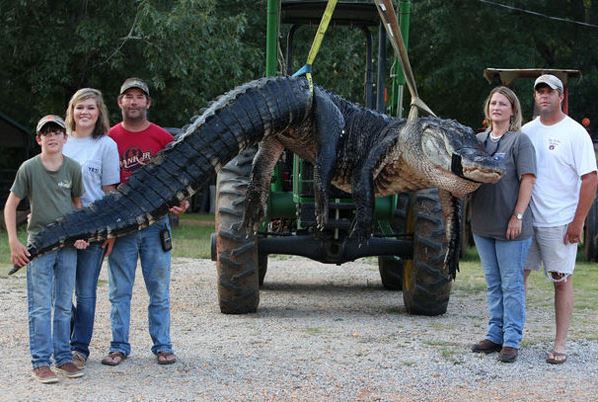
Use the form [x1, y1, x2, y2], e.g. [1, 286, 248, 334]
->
[514, 212, 524, 220]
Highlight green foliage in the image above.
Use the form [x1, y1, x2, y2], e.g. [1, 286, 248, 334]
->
[2, 1, 598, 133]
[410, 0, 598, 127]
[0, 0, 264, 129]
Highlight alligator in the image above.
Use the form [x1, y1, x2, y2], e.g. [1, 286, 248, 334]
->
[12, 76, 504, 277]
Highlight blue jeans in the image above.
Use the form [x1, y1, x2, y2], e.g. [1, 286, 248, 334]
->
[27, 248, 77, 368]
[108, 216, 172, 356]
[71, 243, 105, 358]
[474, 234, 532, 349]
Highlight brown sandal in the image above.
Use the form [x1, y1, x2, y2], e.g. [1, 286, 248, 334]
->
[101, 351, 126, 366]
[157, 351, 177, 365]
[546, 350, 567, 364]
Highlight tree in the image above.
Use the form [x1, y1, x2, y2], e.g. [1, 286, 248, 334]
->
[0, 0, 264, 129]
[410, 0, 598, 127]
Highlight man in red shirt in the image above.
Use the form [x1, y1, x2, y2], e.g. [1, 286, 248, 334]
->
[102, 78, 188, 366]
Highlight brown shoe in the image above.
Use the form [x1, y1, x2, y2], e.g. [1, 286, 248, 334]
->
[157, 351, 177, 365]
[32, 366, 58, 384]
[471, 339, 502, 354]
[56, 362, 85, 378]
[498, 347, 518, 363]
[101, 351, 126, 366]
[72, 351, 86, 370]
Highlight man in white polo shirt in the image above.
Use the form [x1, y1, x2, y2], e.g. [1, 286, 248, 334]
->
[523, 74, 597, 364]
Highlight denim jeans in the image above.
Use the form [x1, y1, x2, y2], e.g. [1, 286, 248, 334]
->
[473, 234, 532, 349]
[71, 243, 105, 358]
[108, 216, 172, 356]
[27, 248, 77, 368]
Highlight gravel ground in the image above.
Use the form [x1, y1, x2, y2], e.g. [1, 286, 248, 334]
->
[0, 256, 597, 401]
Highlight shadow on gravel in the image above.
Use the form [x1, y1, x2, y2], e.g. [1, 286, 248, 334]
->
[255, 304, 408, 318]
[261, 282, 385, 292]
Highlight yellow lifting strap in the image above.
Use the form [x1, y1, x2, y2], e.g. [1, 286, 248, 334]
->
[292, 0, 338, 93]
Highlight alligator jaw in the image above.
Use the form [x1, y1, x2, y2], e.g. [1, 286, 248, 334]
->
[452, 147, 505, 185]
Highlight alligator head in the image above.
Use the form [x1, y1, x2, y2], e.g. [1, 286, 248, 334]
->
[412, 117, 505, 197]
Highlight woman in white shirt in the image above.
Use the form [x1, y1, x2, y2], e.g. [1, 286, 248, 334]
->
[63, 88, 120, 369]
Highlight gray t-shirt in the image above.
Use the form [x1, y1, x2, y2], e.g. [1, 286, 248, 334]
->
[470, 130, 537, 240]
[10, 155, 83, 239]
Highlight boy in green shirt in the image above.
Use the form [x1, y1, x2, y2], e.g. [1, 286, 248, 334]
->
[4, 115, 88, 383]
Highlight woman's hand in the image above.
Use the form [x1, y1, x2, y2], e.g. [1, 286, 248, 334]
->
[506, 215, 522, 240]
[169, 199, 190, 216]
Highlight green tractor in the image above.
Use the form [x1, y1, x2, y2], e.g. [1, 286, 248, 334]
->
[211, 0, 453, 316]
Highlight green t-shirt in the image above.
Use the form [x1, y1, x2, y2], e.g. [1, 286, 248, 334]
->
[10, 155, 83, 240]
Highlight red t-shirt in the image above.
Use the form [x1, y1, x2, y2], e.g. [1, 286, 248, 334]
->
[109, 122, 173, 184]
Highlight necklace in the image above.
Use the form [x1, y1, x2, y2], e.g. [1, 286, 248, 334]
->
[489, 132, 502, 142]
[484, 131, 507, 156]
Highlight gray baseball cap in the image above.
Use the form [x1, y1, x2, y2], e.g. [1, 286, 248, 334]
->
[534, 74, 563, 92]
[36, 114, 66, 134]
[119, 77, 150, 96]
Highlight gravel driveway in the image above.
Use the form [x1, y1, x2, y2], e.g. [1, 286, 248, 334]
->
[1, 256, 596, 401]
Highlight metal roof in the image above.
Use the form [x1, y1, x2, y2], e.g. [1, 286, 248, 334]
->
[483, 68, 582, 86]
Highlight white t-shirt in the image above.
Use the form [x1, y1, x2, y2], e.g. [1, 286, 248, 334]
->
[522, 116, 597, 227]
[63, 135, 120, 207]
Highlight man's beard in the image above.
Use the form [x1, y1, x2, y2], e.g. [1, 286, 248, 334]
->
[123, 109, 147, 122]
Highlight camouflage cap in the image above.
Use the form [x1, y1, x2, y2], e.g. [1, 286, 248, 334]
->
[534, 74, 563, 92]
[119, 77, 150, 97]
[36, 114, 66, 134]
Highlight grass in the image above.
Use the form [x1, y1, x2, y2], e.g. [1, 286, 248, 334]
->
[456, 246, 598, 312]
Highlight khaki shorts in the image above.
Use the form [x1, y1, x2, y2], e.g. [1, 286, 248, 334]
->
[525, 225, 577, 281]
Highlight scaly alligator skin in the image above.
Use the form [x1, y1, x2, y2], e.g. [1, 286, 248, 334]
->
[23, 76, 504, 276]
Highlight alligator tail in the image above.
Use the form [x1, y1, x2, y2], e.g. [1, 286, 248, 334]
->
[24, 76, 313, 261]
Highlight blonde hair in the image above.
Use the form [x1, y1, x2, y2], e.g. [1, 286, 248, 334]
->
[483, 86, 523, 132]
[65, 88, 110, 138]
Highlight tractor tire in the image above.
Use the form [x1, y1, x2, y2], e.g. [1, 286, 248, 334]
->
[378, 256, 403, 290]
[584, 197, 598, 262]
[378, 193, 410, 290]
[215, 147, 260, 314]
[402, 188, 452, 316]
[258, 254, 268, 287]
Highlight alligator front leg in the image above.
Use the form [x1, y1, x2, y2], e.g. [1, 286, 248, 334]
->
[242, 138, 285, 234]
[349, 135, 397, 246]
[313, 87, 343, 230]
[350, 163, 376, 246]
[437, 189, 461, 278]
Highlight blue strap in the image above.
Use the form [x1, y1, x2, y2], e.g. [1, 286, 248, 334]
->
[292, 64, 312, 77]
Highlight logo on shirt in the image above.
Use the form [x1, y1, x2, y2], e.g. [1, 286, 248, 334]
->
[548, 138, 560, 151]
[58, 180, 72, 189]
[122, 147, 152, 172]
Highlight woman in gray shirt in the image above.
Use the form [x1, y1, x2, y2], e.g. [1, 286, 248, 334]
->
[470, 86, 537, 363]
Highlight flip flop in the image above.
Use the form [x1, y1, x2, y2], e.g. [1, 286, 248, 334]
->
[101, 351, 126, 366]
[157, 351, 177, 365]
[546, 350, 567, 364]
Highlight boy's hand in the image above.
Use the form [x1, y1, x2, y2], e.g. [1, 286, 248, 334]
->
[102, 238, 116, 257]
[74, 239, 89, 250]
[169, 199, 190, 216]
[9, 239, 30, 267]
